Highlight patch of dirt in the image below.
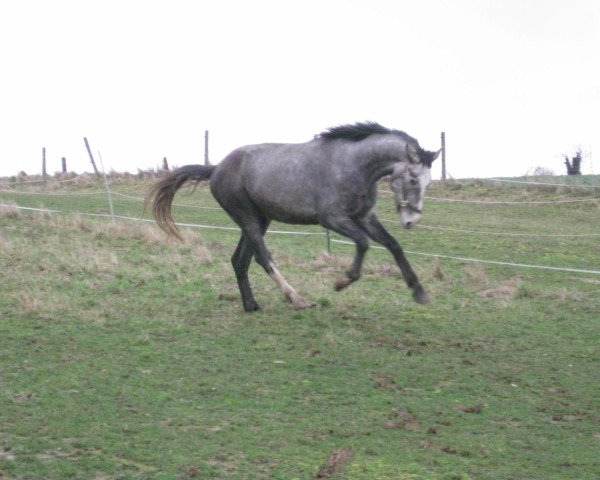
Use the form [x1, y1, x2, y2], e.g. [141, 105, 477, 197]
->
[477, 285, 518, 298]
[12, 392, 35, 403]
[305, 347, 321, 358]
[572, 277, 600, 285]
[217, 293, 237, 302]
[550, 413, 585, 423]
[464, 263, 488, 286]
[385, 407, 421, 431]
[184, 466, 201, 477]
[371, 373, 396, 390]
[441, 445, 461, 455]
[477, 275, 524, 298]
[0, 449, 15, 461]
[455, 403, 484, 414]
[431, 258, 447, 281]
[419, 440, 470, 458]
[315, 448, 353, 479]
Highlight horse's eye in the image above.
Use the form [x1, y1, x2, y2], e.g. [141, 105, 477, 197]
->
[410, 178, 418, 186]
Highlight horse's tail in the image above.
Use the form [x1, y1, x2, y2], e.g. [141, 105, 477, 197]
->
[145, 164, 216, 240]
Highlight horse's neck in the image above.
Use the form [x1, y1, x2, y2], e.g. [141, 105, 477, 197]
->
[353, 137, 407, 184]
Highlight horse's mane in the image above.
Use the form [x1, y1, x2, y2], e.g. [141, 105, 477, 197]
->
[319, 121, 416, 144]
[319, 122, 438, 166]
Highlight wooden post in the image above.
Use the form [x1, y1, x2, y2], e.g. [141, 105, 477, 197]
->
[61, 157, 67, 173]
[204, 130, 210, 166]
[440, 132, 447, 181]
[42, 147, 47, 179]
[83, 137, 100, 175]
[162, 157, 169, 171]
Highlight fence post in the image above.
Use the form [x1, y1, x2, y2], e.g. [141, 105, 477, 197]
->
[42, 147, 47, 180]
[441, 132, 446, 181]
[83, 137, 100, 176]
[204, 130, 210, 166]
[61, 157, 67, 174]
[162, 157, 169, 171]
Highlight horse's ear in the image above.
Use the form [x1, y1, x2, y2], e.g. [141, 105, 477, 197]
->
[405, 144, 420, 164]
[431, 149, 442, 162]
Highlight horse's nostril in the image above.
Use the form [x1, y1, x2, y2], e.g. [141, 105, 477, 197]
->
[405, 221, 413, 229]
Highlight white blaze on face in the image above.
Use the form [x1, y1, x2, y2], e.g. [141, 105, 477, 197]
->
[396, 165, 432, 229]
[418, 167, 432, 211]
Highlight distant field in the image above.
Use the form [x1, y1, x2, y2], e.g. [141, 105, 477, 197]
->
[1, 173, 599, 479]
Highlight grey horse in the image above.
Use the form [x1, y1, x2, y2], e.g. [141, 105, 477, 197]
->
[147, 122, 440, 312]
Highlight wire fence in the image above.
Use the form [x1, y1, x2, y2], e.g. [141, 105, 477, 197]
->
[2, 175, 599, 277]
[485, 177, 600, 188]
[3, 184, 599, 238]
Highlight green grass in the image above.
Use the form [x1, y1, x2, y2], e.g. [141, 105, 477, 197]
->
[1, 174, 599, 479]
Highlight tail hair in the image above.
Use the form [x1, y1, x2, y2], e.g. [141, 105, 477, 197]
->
[145, 165, 215, 240]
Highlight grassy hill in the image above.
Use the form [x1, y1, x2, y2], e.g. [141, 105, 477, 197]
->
[1, 173, 599, 479]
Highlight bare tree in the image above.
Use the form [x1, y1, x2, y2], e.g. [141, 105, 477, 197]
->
[563, 147, 583, 175]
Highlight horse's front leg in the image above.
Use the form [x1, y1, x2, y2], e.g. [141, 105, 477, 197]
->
[361, 214, 429, 304]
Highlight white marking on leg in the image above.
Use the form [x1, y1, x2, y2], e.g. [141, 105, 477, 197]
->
[268, 262, 311, 309]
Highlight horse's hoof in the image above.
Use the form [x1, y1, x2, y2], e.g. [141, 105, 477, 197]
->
[243, 300, 261, 312]
[413, 288, 430, 305]
[293, 303, 313, 310]
[287, 292, 313, 310]
[292, 297, 313, 310]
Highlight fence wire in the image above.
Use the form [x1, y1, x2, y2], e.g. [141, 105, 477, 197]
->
[2, 201, 599, 277]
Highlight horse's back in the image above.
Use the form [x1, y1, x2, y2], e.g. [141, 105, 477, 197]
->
[211, 141, 330, 224]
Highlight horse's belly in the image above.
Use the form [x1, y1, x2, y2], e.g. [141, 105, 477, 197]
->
[258, 200, 319, 225]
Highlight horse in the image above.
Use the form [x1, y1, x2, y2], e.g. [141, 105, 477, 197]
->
[146, 122, 440, 312]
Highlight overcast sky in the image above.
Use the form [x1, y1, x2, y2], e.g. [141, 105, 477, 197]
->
[1, 0, 598, 179]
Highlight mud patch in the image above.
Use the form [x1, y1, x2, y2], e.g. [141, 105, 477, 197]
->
[455, 403, 484, 414]
[573, 277, 600, 286]
[477, 275, 524, 298]
[431, 258, 447, 281]
[371, 373, 396, 390]
[0, 448, 15, 461]
[477, 285, 517, 298]
[385, 407, 421, 431]
[550, 413, 585, 423]
[315, 448, 353, 479]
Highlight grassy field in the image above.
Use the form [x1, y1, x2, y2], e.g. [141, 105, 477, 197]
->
[1, 173, 599, 479]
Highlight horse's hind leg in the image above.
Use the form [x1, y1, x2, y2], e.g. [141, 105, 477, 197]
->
[267, 262, 312, 310]
[232, 218, 311, 311]
[232, 234, 261, 312]
[239, 219, 311, 310]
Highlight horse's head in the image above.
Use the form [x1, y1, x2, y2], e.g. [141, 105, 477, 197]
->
[391, 144, 441, 229]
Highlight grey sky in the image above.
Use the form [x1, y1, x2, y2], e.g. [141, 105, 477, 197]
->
[1, 0, 598, 178]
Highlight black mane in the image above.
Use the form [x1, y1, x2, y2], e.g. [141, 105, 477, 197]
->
[319, 121, 416, 144]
